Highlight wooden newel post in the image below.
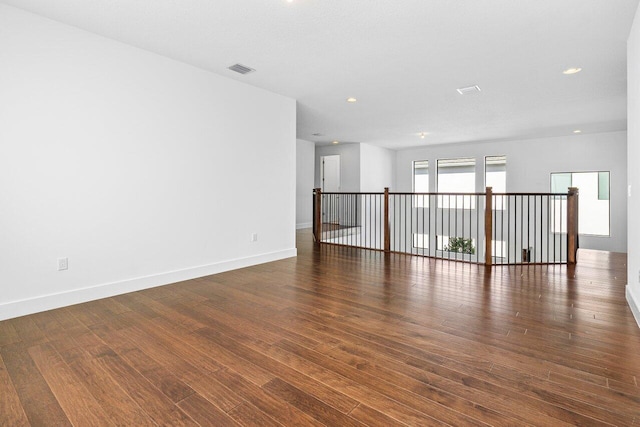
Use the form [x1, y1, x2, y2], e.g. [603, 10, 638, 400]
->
[567, 187, 579, 264]
[485, 187, 493, 266]
[313, 188, 322, 243]
[384, 187, 390, 253]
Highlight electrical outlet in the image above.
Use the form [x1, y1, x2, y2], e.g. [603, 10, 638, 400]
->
[251, 233, 258, 242]
[57, 257, 68, 271]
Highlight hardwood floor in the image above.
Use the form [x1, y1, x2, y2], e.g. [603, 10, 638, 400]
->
[2, 229, 640, 426]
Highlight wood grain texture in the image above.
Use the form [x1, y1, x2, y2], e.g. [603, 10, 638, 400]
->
[1, 229, 639, 426]
[0, 353, 29, 426]
[27, 343, 111, 427]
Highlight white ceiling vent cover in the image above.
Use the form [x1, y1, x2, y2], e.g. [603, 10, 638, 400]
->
[456, 85, 481, 95]
[228, 64, 255, 75]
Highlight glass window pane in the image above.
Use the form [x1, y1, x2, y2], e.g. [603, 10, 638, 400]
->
[412, 233, 429, 249]
[550, 172, 610, 236]
[598, 171, 610, 200]
[486, 155, 506, 209]
[413, 160, 429, 192]
[572, 172, 609, 236]
[551, 173, 572, 193]
[413, 160, 429, 208]
[437, 158, 476, 209]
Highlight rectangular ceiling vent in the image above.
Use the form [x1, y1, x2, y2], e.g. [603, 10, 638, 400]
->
[228, 63, 255, 75]
[456, 85, 481, 95]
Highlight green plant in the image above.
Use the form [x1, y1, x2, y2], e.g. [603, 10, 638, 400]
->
[444, 237, 475, 254]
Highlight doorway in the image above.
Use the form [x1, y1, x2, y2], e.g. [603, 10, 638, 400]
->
[321, 155, 340, 192]
[321, 155, 341, 225]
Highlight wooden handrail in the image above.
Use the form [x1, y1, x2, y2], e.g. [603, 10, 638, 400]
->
[312, 187, 574, 266]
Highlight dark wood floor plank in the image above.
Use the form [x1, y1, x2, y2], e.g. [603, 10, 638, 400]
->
[326, 341, 581, 427]
[55, 340, 157, 427]
[28, 343, 112, 426]
[120, 320, 226, 376]
[150, 316, 277, 386]
[96, 325, 196, 403]
[262, 377, 366, 427]
[0, 320, 21, 347]
[275, 338, 495, 426]
[67, 328, 200, 427]
[244, 300, 559, 423]
[255, 340, 447, 426]
[129, 292, 208, 332]
[29, 310, 74, 344]
[348, 403, 411, 427]
[227, 403, 284, 427]
[65, 299, 116, 328]
[6, 316, 47, 347]
[212, 367, 327, 427]
[195, 325, 360, 414]
[177, 393, 241, 427]
[113, 325, 246, 412]
[95, 349, 199, 426]
[112, 291, 163, 319]
[0, 353, 30, 426]
[0, 343, 72, 426]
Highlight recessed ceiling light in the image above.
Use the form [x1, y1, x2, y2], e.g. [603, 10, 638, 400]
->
[563, 67, 582, 75]
[456, 85, 481, 95]
[332, 140, 339, 144]
[346, 97, 357, 103]
[419, 132, 428, 139]
[573, 129, 582, 134]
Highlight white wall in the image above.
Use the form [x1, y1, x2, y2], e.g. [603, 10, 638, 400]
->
[0, 5, 296, 320]
[315, 143, 361, 192]
[395, 131, 627, 252]
[296, 139, 315, 229]
[360, 144, 396, 191]
[627, 5, 640, 327]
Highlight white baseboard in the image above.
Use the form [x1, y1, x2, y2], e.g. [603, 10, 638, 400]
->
[0, 248, 297, 321]
[296, 222, 313, 230]
[627, 285, 640, 329]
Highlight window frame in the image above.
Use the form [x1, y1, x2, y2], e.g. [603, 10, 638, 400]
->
[436, 157, 477, 210]
[550, 170, 611, 237]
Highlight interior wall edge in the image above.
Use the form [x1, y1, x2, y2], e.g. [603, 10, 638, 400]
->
[626, 285, 640, 328]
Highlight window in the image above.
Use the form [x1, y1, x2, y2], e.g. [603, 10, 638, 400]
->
[492, 240, 507, 258]
[413, 160, 429, 207]
[485, 155, 506, 210]
[550, 171, 610, 236]
[437, 158, 476, 208]
[412, 233, 429, 249]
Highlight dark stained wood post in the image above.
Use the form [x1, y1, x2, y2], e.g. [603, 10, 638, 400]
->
[314, 188, 322, 243]
[567, 187, 579, 264]
[485, 187, 493, 266]
[384, 187, 390, 253]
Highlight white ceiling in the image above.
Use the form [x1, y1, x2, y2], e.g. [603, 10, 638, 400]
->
[3, 0, 638, 149]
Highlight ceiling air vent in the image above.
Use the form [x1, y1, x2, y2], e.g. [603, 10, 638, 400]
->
[456, 85, 481, 95]
[228, 63, 255, 75]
